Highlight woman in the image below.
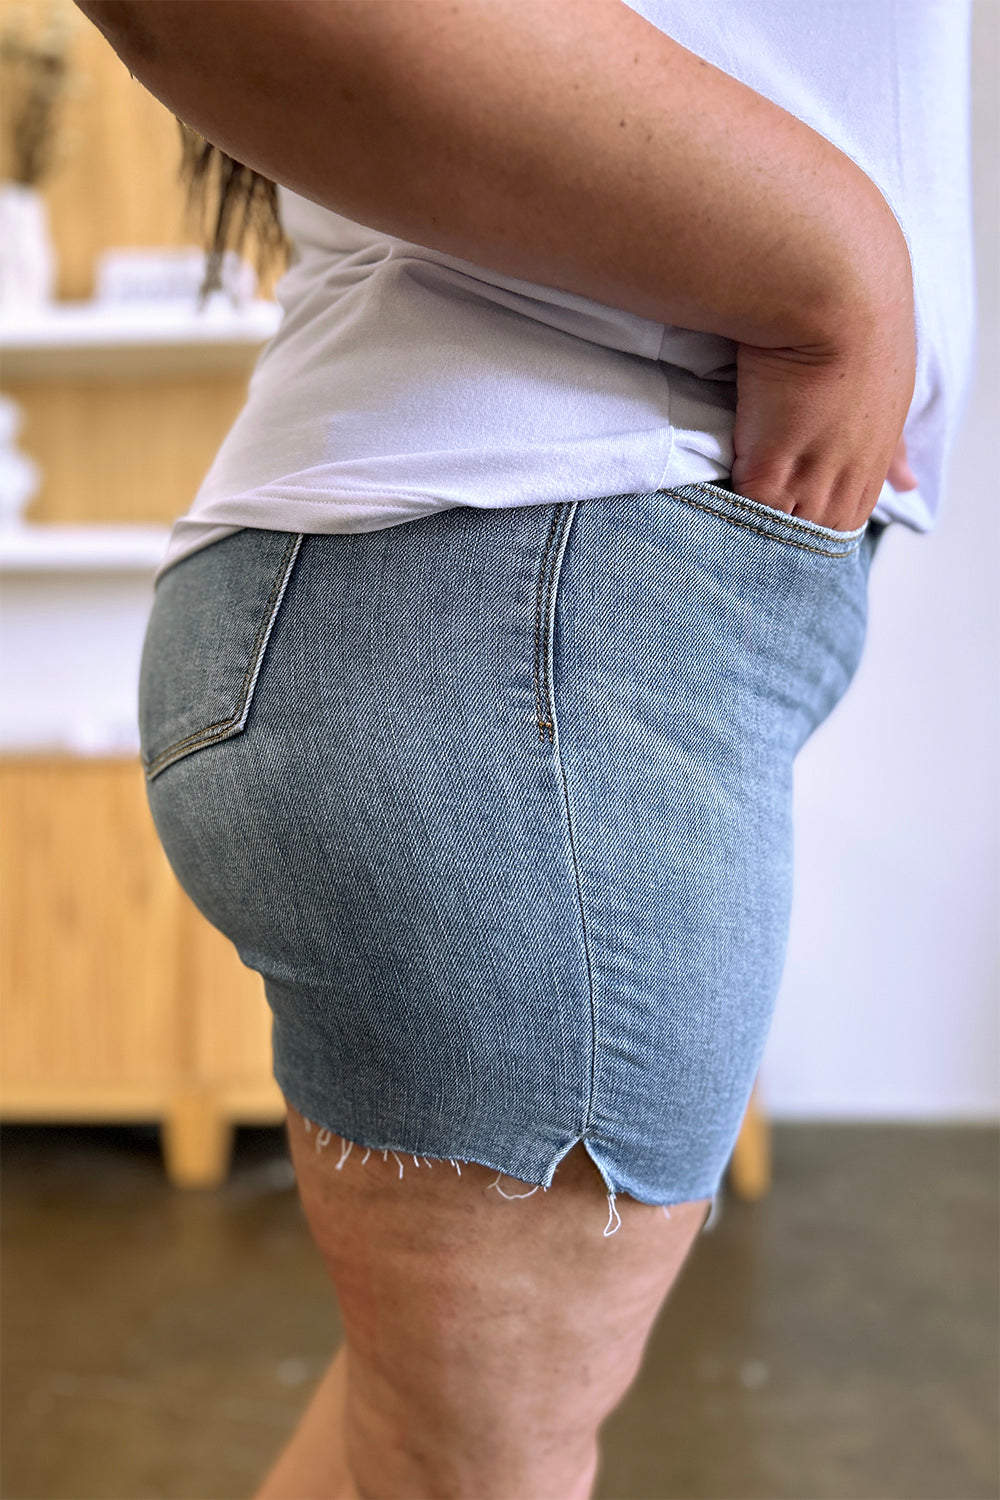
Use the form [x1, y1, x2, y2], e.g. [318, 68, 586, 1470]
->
[74, 3, 975, 1497]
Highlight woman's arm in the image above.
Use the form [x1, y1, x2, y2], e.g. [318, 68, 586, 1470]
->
[73, 0, 916, 527]
[73, 0, 893, 346]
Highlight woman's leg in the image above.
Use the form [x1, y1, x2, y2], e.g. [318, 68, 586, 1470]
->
[256, 1342, 357, 1500]
[254, 1103, 711, 1500]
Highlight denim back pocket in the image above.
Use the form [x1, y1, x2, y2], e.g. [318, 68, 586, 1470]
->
[138, 528, 304, 783]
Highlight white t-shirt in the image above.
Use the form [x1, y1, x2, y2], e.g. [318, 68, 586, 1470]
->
[154, 0, 976, 585]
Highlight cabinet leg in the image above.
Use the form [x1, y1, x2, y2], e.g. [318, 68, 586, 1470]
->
[161, 1091, 234, 1188]
[728, 1083, 772, 1200]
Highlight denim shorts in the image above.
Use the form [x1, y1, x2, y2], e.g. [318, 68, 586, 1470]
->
[138, 482, 887, 1237]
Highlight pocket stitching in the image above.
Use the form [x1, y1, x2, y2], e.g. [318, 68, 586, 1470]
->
[534, 500, 579, 743]
[143, 531, 305, 782]
[671, 485, 864, 558]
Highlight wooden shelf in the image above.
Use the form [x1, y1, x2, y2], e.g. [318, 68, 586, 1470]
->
[0, 523, 169, 757]
[0, 298, 283, 381]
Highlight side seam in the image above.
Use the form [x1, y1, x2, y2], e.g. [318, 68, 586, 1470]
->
[531, 500, 615, 1225]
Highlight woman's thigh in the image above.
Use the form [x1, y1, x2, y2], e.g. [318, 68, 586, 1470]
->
[283, 1102, 711, 1497]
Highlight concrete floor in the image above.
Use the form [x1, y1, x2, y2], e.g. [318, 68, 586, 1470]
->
[1, 1121, 996, 1500]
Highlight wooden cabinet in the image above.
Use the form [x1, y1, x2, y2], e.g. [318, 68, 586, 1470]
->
[0, 756, 286, 1185]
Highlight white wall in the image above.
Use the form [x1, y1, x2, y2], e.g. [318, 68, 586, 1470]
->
[760, 0, 999, 1122]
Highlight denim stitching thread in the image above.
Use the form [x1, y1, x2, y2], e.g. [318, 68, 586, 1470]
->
[144, 531, 302, 774]
[143, 531, 305, 781]
[528, 501, 609, 1222]
[539, 517, 560, 740]
[670, 485, 864, 557]
[553, 718, 601, 1176]
[534, 507, 564, 741]
[538, 502, 578, 741]
[689, 481, 866, 540]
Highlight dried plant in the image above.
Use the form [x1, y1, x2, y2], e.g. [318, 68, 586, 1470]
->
[0, 1, 76, 186]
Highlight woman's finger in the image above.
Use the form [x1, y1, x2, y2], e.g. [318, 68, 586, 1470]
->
[887, 436, 919, 492]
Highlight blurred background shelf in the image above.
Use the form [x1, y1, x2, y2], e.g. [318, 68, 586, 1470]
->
[0, 521, 168, 755]
[0, 519, 170, 570]
[0, 298, 283, 381]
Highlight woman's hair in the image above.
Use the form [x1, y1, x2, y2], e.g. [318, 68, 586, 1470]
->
[175, 118, 291, 300]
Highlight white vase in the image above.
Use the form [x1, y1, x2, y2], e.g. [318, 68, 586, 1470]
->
[0, 394, 41, 527]
[0, 182, 57, 312]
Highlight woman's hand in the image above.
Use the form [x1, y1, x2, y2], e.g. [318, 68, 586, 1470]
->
[730, 220, 917, 531]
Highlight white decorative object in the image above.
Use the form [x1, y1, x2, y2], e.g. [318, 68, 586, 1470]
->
[0, 392, 41, 527]
[95, 246, 258, 309]
[0, 182, 56, 311]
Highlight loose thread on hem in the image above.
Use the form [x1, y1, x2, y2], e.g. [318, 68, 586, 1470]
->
[297, 1115, 636, 1235]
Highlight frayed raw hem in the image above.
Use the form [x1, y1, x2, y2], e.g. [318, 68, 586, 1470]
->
[295, 1111, 722, 1239]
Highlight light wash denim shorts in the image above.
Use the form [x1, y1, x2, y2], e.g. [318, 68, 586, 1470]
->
[138, 481, 887, 1236]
